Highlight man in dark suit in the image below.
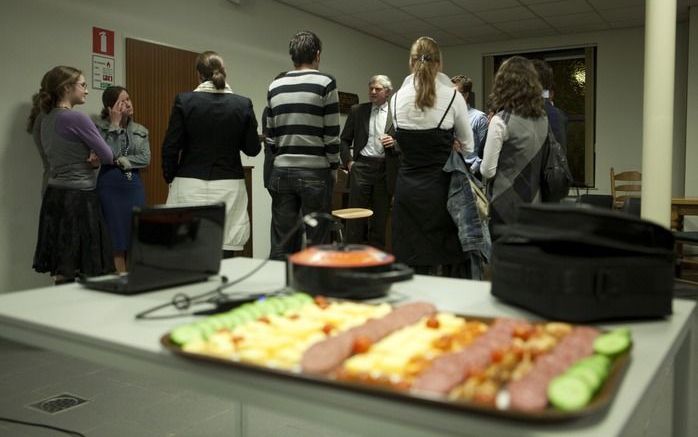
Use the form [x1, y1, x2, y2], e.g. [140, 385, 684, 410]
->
[339, 75, 399, 250]
[532, 59, 568, 148]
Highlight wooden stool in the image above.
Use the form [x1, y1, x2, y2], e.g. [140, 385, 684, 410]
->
[331, 208, 373, 245]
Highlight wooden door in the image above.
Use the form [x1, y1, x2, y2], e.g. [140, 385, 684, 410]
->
[125, 38, 199, 205]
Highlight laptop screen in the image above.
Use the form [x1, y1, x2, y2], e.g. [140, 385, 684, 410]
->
[128, 203, 225, 281]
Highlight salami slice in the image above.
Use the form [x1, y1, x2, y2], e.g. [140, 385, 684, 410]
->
[300, 301, 437, 374]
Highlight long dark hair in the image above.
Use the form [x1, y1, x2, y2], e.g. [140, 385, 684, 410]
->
[196, 51, 227, 90]
[409, 37, 441, 111]
[27, 66, 82, 132]
[100, 86, 128, 120]
[488, 56, 545, 118]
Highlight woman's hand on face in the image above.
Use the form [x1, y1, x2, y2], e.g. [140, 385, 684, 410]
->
[109, 100, 126, 127]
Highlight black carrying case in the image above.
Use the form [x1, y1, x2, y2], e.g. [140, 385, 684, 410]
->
[490, 204, 674, 322]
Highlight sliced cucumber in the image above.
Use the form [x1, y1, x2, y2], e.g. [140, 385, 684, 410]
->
[234, 309, 255, 324]
[207, 316, 227, 330]
[170, 325, 202, 345]
[293, 293, 313, 305]
[271, 298, 289, 314]
[594, 333, 631, 357]
[229, 313, 245, 327]
[608, 327, 632, 339]
[195, 321, 217, 339]
[567, 366, 602, 392]
[574, 355, 610, 379]
[548, 375, 593, 411]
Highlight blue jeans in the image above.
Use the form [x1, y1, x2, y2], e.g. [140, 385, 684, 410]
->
[269, 167, 334, 260]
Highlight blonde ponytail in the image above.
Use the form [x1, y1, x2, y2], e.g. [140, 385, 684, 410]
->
[409, 37, 441, 111]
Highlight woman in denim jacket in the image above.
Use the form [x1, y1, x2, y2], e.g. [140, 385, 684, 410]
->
[95, 86, 151, 272]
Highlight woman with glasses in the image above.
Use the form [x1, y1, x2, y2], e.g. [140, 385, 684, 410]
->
[27, 66, 115, 284]
[95, 86, 150, 272]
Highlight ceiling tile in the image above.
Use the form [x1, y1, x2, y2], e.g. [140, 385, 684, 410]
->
[586, 0, 643, 10]
[506, 28, 560, 38]
[475, 6, 537, 23]
[320, 0, 390, 15]
[399, 1, 467, 18]
[335, 14, 373, 28]
[607, 18, 645, 28]
[381, 0, 431, 6]
[516, 0, 563, 4]
[424, 13, 486, 29]
[597, 6, 645, 22]
[450, 0, 521, 12]
[556, 22, 611, 33]
[469, 33, 514, 43]
[449, 24, 508, 38]
[355, 8, 416, 24]
[295, 2, 343, 17]
[494, 17, 554, 32]
[276, 0, 318, 6]
[528, 0, 595, 16]
[549, 12, 606, 26]
[381, 18, 435, 33]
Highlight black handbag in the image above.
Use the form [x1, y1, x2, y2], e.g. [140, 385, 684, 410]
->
[490, 204, 674, 322]
[541, 126, 573, 202]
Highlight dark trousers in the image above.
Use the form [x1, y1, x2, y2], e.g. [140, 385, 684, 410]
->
[346, 156, 390, 250]
[269, 167, 333, 260]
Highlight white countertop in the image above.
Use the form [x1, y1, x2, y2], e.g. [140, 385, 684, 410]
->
[0, 257, 695, 437]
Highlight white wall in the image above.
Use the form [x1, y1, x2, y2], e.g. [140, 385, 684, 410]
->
[0, 0, 408, 292]
[443, 25, 689, 197]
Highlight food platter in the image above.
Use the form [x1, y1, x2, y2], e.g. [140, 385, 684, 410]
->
[160, 294, 631, 422]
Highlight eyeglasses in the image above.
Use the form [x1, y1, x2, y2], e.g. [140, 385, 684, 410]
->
[75, 82, 88, 89]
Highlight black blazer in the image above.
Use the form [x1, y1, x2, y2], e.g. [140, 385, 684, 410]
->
[162, 92, 260, 183]
[339, 102, 400, 194]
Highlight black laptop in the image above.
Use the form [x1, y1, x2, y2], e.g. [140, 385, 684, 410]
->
[81, 203, 225, 294]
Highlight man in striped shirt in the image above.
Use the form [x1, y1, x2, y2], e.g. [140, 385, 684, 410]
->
[266, 30, 340, 259]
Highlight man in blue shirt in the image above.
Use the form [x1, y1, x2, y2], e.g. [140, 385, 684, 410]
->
[451, 74, 488, 177]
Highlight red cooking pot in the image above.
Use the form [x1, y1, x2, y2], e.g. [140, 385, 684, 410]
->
[287, 244, 413, 299]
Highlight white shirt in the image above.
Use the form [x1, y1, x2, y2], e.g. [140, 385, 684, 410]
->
[362, 101, 388, 157]
[480, 115, 508, 179]
[390, 72, 474, 153]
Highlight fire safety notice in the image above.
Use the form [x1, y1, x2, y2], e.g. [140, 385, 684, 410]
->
[92, 55, 114, 90]
[91, 27, 115, 90]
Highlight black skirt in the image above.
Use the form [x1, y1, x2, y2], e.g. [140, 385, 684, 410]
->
[33, 186, 115, 279]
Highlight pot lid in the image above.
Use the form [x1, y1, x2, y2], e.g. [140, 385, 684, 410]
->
[288, 244, 395, 267]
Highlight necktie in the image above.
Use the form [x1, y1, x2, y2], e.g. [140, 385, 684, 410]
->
[373, 106, 381, 147]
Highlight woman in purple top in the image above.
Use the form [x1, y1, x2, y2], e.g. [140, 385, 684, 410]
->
[27, 66, 116, 283]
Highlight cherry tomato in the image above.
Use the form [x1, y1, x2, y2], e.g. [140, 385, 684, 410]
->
[352, 335, 373, 354]
[426, 316, 440, 329]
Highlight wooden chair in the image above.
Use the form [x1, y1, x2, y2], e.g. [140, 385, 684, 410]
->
[674, 231, 698, 286]
[610, 168, 642, 209]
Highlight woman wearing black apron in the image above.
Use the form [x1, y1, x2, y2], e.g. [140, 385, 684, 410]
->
[390, 37, 474, 278]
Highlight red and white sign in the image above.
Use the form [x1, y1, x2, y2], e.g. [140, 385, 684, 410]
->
[92, 27, 114, 56]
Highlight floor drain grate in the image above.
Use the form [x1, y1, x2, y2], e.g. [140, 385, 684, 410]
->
[28, 394, 89, 414]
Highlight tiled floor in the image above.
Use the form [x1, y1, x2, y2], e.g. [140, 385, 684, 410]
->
[0, 338, 237, 436]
